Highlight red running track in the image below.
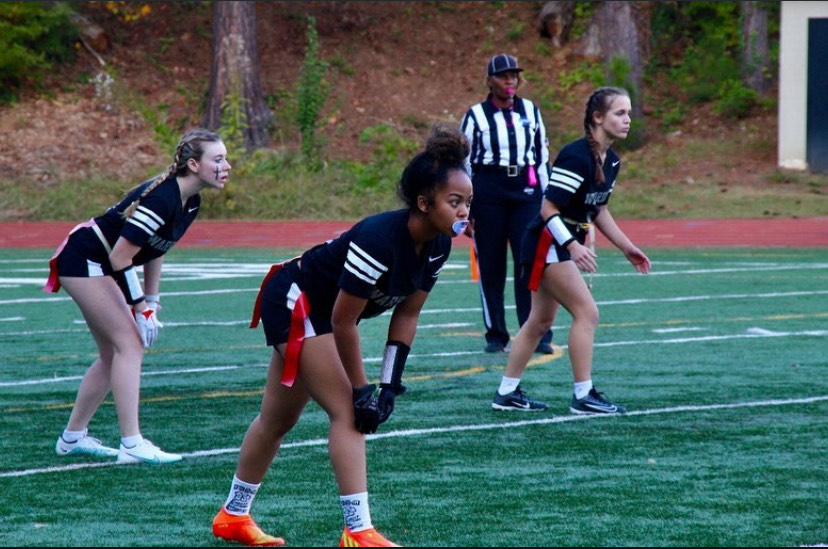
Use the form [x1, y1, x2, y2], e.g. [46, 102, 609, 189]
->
[1, 217, 827, 249]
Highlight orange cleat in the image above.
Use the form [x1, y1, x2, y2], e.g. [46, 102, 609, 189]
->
[212, 507, 286, 547]
[339, 527, 400, 547]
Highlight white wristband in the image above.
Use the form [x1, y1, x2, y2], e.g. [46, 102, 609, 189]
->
[380, 340, 410, 387]
[113, 265, 145, 305]
[545, 214, 576, 247]
[145, 294, 160, 305]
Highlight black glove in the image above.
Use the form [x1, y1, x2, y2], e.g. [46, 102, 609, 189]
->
[377, 383, 406, 424]
[352, 384, 380, 434]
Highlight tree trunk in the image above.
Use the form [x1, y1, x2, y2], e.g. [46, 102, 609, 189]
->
[537, 1, 575, 47]
[594, 2, 647, 92]
[202, 1, 273, 151]
[574, 1, 650, 148]
[741, 1, 771, 93]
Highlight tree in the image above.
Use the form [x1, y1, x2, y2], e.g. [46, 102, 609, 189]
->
[741, 1, 772, 93]
[536, 1, 575, 47]
[573, 1, 651, 148]
[202, 1, 273, 151]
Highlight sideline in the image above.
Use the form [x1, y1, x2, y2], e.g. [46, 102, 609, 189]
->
[2, 217, 828, 248]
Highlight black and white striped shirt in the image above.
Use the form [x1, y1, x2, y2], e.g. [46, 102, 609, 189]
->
[461, 94, 550, 190]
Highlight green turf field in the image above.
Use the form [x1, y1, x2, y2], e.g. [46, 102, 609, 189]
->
[1, 245, 826, 547]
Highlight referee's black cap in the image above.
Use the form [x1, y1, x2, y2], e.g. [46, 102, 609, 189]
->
[487, 53, 524, 76]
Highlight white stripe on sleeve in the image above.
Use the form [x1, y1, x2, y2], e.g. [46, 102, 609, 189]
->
[344, 242, 388, 285]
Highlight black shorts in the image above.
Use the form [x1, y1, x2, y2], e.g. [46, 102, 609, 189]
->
[56, 227, 111, 278]
[520, 216, 588, 268]
[259, 259, 333, 346]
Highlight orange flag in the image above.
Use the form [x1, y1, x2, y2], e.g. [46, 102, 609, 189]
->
[470, 240, 479, 282]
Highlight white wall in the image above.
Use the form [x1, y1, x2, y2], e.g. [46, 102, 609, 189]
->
[779, 1, 828, 170]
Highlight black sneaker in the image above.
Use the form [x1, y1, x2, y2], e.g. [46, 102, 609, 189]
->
[535, 342, 555, 354]
[569, 387, 627, 415]
[484, 341, 511, 353]
[492, 386, 549, 411]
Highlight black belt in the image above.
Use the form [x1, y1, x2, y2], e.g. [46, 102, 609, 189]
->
[472, 164, 524, 177]
[562, 217, 592, 231]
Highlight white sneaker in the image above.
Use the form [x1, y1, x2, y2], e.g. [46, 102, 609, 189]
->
[55, 433, 119, 458]
[116, 438, 182, 465]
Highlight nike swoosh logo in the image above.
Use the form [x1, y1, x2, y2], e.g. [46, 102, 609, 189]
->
[612, 160, 620, 167]
[587, 404, 615, 412]
[188, 207, 199, 213]
[510, 400, 531, 409]
[429, 254, 444, 262]
[581, 400, 617, 413]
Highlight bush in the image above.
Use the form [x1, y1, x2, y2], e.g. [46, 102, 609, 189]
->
[355, 124, 419, 190]
[715, 79, 758, 120]
[0, 1, 77, 104]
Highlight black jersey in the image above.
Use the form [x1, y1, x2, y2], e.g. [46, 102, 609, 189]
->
[298, 209, 451, 321]
[94, 176, 200, 266]
[544, 138, 619, 224]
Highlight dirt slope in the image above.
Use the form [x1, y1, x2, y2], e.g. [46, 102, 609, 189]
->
[0, 1, 781, 211]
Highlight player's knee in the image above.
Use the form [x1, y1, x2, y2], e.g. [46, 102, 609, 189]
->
[525, 315, 554, 337]
[583, 305, 599, 328]
[258, 414, 297, 440]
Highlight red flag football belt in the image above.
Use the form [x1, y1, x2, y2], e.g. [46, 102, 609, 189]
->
[250, 259, 307, 387]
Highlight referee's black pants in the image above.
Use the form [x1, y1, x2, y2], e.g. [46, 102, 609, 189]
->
[472, 197, 553, 348]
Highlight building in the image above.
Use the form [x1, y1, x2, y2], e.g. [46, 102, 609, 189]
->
[778, 1, 828, 173]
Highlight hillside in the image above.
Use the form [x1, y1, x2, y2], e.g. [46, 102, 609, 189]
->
[0, 1, 824, 221]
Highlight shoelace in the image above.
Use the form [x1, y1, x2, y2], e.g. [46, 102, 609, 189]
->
[587, 390, 613, 405]
[141, 439, 160, 450]
[66, 435, 103, 446]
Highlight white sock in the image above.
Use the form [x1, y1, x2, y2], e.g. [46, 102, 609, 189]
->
[341, 491, 372, 532]
[61, 428, 87, 443]
[574, 380, 593, 400]
[497, 376, 521, 396]
[224, 476, 261, 516]
[121, 434, 143, 448]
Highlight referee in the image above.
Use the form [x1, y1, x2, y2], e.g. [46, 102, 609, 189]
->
[461, 53, 554, 354]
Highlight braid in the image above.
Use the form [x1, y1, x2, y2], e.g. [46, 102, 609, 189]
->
[121, 129, 221, 219]
[583, 87, 628, 184]
[584, 127, 604, 184]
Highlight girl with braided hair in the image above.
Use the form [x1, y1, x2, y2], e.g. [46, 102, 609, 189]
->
[211, 123, 472, 547]
[46, 128, 230, 464]
[489, 87, 651, 415]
